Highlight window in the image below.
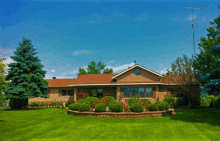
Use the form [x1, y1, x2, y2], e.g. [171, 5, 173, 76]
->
[124, 88, 130, 98]
[138, 87, 145, 98]
[68, 90, 73, 96]
[146, 87, 152, 97]
[131, 88, 138, 97]
[62, 90, 67, 96]
[90, 89, 103, 98]
[123, 87, 154, 98]
[61, 90, 74, 97]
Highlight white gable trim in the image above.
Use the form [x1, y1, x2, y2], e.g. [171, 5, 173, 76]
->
[112, 64, 163, 79]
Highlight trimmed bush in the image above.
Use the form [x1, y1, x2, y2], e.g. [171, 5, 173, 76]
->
[213, 97, 220, 109]
[65, 102, 73, 107]
[130, 103, 144, 112]
[206, 95, 218, 108]
[147, 104, 158, 111]
[142, 99, 151, 105]
[101, 96, 116, 103]
[68, 103, 81, 111]
[164, 95, 176, 108]
[77, 99, 84, 104]
[95, 103, 107, 112]
[157, 101, 170, 110]
[112, 103, 124, 112]
[155, 101, 161, 105]
[128, 98, 138, 106]
[84, 97, 100, 107]
[9, 99, 25, 109]
[79, 103, 90, 111]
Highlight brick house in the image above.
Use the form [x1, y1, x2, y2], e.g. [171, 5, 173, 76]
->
[29, 64, 200, 103]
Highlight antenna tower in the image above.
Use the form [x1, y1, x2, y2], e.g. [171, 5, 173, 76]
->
[185, 7, 204, 58]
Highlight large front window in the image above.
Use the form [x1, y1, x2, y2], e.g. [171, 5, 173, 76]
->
[123, 87, 154, 98]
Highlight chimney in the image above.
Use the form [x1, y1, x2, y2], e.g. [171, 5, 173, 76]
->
[52, 77, 56, 79]
[104, 71, 108, 74]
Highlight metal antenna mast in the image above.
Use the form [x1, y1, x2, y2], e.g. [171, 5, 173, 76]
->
[185, 7, 204, 58]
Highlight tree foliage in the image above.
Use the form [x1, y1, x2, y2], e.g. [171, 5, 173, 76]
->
[77, 61, 113, 76]
[4, 38, 49, 109]
[0, 51, 7, 106]
[163, 55, 198, 101]
[199, 15, 220, 96]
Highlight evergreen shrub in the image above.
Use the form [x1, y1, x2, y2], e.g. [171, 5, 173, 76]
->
[157, 101, 170, 110]
[68, 103, 81, 110]
[128, 98, 138, 106]
[84, 97, 99, 107]
[155, 101, 161, 105]
[164, 95, 176, 108]
[142, 99, 151, 105]
[65, 102, 73, 107]
[95, 103, 107, 112]
[130, 103, 144, 112]
[147, 104, 158, 111]
[79, 103, 90, 111]
[112, 103, 124, 112]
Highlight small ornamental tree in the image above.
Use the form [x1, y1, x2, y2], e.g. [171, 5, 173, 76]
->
[4, 38, 49, 109]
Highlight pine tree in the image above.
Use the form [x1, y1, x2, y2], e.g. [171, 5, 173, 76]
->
[4, 38, 49, 109]
[200, 14, 220, 96]
[0, 51, 7, 106]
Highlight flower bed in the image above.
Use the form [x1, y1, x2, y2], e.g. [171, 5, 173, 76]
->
[67, 109, 176, 118]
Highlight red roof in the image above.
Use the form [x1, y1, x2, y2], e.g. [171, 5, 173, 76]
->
[45, 79, 77, 87]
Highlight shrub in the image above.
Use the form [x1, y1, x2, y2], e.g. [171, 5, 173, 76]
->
[127, 98, 138, 106]
[213, 97, 220, 109]
[77, 99, 84, 104]
[65, 102, 73, 107]
[9, 99, 25, 109]
[155, 101, 161, 105]
[200, 97, 208, 107]
[56, 102, 63, 106]
[147, 104, 158, 111]
[112, 103, 124, 112]
[176, 99, 185, 107]
[68, 103, 81, 111]
[130, 103, 144, 112]
[157, 101, 170, 110]
[101, 96, 116, 103]
[142, 99, 151, 105]
[40, 102, 45, 106]
[95, 103, 107, 112]
[79, 103, 90, 111]
[164, 95, 176, 108]
[206, 95, 218, 108]
[51, 101, 56, 106]
[84, 97, 100, 107]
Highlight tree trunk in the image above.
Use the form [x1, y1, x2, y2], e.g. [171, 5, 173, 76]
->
[23, 98, 28, 110]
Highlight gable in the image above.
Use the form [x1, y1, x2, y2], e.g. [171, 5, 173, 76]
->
[115, 66, 161, 83]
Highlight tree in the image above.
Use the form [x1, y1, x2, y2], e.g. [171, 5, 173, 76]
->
[200, 14, 220, 96]
[163, 55, 200, 107]
[193, 18, 219, 87]
[0, 51, 7, 106]
[77, 61, 113, 76]
[4, 38, 49, 109]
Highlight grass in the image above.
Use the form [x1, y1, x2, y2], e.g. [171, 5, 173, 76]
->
[0, 108, 220, 141]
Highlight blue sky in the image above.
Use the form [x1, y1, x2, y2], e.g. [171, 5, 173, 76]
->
[1, 0, 220, 79]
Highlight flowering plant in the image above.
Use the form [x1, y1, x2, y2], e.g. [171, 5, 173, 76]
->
[79, 93, 84, 96]
[105, 93, 110, 96]
[92, 93, 97, 96]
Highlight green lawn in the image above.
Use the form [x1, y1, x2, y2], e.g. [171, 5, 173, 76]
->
[0, 108, 220, 141]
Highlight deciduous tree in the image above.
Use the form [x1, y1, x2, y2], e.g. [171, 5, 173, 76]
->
[0, 51, 7, 106]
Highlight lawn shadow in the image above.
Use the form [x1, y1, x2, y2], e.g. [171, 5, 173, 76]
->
[170, 108, 220, 126]
[2, 108, 46, 111]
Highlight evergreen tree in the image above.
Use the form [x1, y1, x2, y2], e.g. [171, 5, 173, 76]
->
[0, 51, 7, 106]
[193, 18, 219, 86]
[77, 61, 113, 76]
[200, 14, 220, 96]
[4, 38, 49, 109]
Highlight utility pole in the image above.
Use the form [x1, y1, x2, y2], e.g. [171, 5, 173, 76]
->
[185, 7, 204, 58]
